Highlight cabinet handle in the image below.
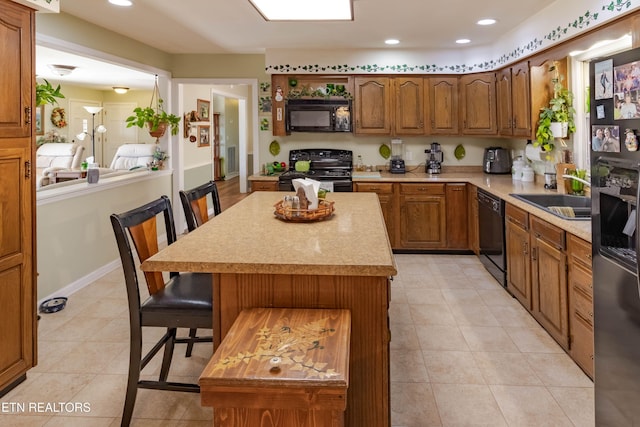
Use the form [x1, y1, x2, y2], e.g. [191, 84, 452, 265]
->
[431, 120, 435, 128]
[523, 242, 529, 255]
[25, 160, 31, 178]
[531, 247, 537, 261]
[513, 117, 517, 128]
[25, 106, 31, 124]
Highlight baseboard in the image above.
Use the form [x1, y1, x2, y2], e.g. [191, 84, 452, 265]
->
[38, 259, 121, 306]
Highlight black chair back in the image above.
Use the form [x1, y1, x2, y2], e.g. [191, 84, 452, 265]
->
[179, 180, 221, 232]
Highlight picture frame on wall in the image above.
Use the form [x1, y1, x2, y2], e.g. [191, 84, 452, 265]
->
[591, 124, 620, 152]
[613, 60, 640, 119]
[35, 105, 44, 135]
[197, 99, 210, 121]
[595, 59, 613, 100]
[260, 96, 272, 114]
[197, 125, 210, 147]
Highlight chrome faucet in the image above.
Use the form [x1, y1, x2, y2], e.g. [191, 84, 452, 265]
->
[562, 175, 591, 187]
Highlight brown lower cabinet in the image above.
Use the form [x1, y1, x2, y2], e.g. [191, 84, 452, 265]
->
[250, 180, 278, 192]
[353, 182, 396, 246]
[530, 216, 569, 350]
[355, 182, 467, 250]
[567, 234, 594, 378]
[505, 202, 593, 378]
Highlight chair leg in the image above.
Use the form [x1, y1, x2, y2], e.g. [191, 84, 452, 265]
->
[185, 328, 198, 357]
[121, 328, 143, 427]
[159, 328, 176, 382]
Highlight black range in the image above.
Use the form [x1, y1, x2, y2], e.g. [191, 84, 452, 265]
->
[278, 149, 353, 192]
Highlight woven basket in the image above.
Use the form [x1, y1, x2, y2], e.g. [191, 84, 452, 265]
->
[273, 199, 335, 222]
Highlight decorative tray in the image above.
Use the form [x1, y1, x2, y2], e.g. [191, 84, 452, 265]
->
[274, 199, 335, 222]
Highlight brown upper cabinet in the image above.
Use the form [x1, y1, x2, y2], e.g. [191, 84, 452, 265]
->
[425, 76, 459, 135]
[272, 58, 565, 138]
[354, 76, 426, 136]
[460, 72, 497, 135]
[497, 61, 531, 137]
[354, 76, 392, 135]
[393, 77, 424, 135]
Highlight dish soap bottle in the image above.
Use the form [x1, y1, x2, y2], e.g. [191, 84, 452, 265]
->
[355, 155, 364, 172]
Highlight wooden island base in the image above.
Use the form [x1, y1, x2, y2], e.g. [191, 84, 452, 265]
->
[212, 273, 390, 427]
[200, 308, 351, 427]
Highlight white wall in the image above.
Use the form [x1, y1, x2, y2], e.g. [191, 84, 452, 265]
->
[36, 172, 173, 300]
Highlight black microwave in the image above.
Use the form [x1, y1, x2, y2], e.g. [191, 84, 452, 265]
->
[285, 99, 352, 133]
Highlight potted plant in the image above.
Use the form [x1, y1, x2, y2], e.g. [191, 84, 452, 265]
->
[125, 75, 180, 139]
[36, 79, 65, 106]
[534, 62, 576, 154]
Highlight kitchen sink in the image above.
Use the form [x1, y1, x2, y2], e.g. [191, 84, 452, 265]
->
[509, 194, 591, 220]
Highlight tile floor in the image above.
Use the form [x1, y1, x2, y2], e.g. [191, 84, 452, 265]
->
[0, 254, 594, 426]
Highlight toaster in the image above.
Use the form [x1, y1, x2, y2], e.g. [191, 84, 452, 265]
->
[483, 147, 512, 174]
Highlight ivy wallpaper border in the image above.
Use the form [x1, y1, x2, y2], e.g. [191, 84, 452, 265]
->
[266, 0, 637, 74]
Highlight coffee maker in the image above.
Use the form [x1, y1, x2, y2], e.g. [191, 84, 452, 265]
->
[390, 139, 405, 174]
[425, 142, 443, 174]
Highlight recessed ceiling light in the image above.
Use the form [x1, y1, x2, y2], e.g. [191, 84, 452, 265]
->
[109, 0, 132, 6]
[113, 87, 129, 94]
[249, 0, 352, 21]
[477, 18, 496, 26]
[456, 39, 471, 44]
[385, 39, 400, 45]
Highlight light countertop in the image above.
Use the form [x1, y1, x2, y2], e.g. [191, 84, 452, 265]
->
[141, 191, 397, 276]
[353, 171, 592, 242]
[248, 171, 592, 242]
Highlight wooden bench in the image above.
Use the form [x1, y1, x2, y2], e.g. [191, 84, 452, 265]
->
[199, 307, 351, 427]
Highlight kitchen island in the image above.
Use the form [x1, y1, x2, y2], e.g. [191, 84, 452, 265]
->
[141, 191, 397, 427]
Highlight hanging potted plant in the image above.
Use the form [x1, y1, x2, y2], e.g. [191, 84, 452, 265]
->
[36, 79, 65, 106]
[125, 75, 180, 141]
[534, 62, 576, 154]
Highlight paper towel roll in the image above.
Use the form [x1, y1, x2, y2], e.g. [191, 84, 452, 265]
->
[525, 144, 545, 162]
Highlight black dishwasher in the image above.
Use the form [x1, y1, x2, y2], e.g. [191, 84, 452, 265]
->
[477, 189, 507, 287]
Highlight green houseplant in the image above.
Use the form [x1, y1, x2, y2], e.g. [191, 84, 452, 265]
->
[534, 62, 576, 153]
[36, 79, 65, 106]
[126, 76, 180, 138]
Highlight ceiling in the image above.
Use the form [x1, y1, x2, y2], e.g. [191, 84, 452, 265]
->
[40, 0, 558, 89]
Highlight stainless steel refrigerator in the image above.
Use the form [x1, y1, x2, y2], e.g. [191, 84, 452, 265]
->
[590, 46, 640, 425]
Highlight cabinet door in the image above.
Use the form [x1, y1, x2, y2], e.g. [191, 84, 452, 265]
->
[394, 77, 424, 135]
[354, 183, 396, 247]
[506, 219, 532, 310]
[445, 183, 468, 249]
[460, 73, 497, 135]
[531, 234, 568, 349]
[496, 68, 513, 135]
[568, 234, 593, 378]
[0, 145, 35, 391]
[399, 185, 446, 249]
[426, 77, 459, 135]
[0, 0, 33, 138]
[354, 77, 391, 135]
[568, 262, 594, 378]
[511, 62, 531, 137]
